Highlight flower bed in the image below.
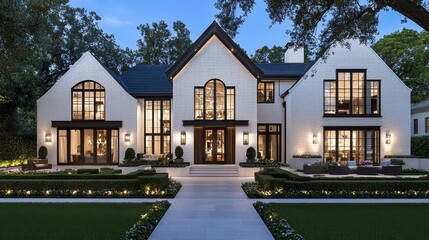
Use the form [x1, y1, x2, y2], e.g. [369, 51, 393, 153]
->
[121, 200, 170, 240]
[253, 201, 303, 240]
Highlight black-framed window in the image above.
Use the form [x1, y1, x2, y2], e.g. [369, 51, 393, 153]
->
[323, 127, 380, 165]
[257, 124, 281, 161]
[414, 119, 419, 134]
[145, 99, 171, 154]
[194, 79, 235, 120]
[257, 82, 274, 103]
[72, 81, 105, 120]
[324, 70, 380, 116]
[426, 118, 429, 134]
[57, 128, 119, 165]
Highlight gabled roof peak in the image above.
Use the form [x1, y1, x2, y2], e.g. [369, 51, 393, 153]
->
[166, 21, 263, 80]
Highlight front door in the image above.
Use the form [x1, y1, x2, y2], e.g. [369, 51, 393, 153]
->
[204, 128, 225, 164]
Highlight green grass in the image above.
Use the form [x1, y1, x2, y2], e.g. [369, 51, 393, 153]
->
[270, 203, 429, 240]
[0, 203, 151, 240]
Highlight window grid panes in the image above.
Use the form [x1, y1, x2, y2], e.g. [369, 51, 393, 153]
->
[194, 80, 235, 120]
[145, 99, 171, 155]
[324, 81, 336, 114]
[72, 81, 105, 120]
[324, 71, 381, 116]
[257, 82, 274, 103]
[323, 128, 380, 165]
[257, 124, 281, 161]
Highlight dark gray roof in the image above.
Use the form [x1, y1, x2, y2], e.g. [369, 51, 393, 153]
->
[120, 65, 173, 97]
[256, 62, 314, 79]
[412, 98, 429, 113]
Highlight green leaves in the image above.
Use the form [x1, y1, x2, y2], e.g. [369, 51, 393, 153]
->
[136, 21, 192, 64]
[373, 29, 429, 103]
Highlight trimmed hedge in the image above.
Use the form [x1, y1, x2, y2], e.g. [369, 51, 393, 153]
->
[139, 173, 169, 191]
[247, 169, 429, 198]
[77, 169, 99, 174]
[0, 134, 36, 160]
[0, 170, 181, 198]
[411, 136, 429, 158]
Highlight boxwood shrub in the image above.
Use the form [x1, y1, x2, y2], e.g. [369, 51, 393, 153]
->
[411, 136, 429, 158]
[76, 169, 99, 174]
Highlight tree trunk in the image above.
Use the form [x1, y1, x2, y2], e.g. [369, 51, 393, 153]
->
[377, 0, 429, 31]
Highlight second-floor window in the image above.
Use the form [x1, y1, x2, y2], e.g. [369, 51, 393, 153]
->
[194, 79, 235, 120]
[257, 82, 274, 103]
[324, 71, 380, 116]
[72, 81, 105, 120]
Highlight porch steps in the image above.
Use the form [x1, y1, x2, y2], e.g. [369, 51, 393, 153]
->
[189, 165, 239, 177]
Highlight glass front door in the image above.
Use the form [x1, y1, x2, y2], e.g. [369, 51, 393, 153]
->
[204, 128, 225, 163]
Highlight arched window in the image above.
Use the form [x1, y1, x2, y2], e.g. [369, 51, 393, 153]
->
[72, 81, 105, 120]
[195, 79, 234, 120]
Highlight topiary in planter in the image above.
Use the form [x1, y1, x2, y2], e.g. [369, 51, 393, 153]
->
[124, 148, 136, 160]
[38, 146, 48, 159]
[175, 146, 184, 163]
[390, 159, 405, 166]
[246, 147, 256, 163]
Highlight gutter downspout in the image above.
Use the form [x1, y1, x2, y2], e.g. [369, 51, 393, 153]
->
[282, 100, 287, 164]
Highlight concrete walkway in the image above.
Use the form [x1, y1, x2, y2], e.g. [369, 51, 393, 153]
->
[149, 177, 274, 240]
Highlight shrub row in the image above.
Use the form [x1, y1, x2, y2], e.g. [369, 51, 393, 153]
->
[121, 200, 171, 240]
[0, 173, 181, 198]
[0, 134, 36, 160]
[411, 136, 429, 158]
[0, 169, 155, 179]
[253, 201, 304, 240]
[0, 159, 28, 168]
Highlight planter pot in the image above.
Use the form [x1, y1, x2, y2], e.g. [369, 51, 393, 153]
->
[175, 158, 184, 163]
[246, 159, 256, 163]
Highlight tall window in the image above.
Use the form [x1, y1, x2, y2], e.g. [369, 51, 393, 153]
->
[72, 81, 105, 120]
[425, 118, 429, 133]
[257, 124, 281, 161]
[324, 71, 380, 115]
[145, 99, 171, 154]
[324, 128, 380, 165]
[194, 79, 235, 120]
[257, 82, 274, 103]
[414, 119, 419, 134]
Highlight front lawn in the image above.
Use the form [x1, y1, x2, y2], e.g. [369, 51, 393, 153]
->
[0, 203, 152, 240]
[269, 203, 429, 240]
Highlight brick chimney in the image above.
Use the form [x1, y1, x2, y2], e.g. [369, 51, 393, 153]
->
[284, 42, 304, 63]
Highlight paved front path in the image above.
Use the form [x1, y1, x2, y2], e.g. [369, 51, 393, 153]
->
[149, 177, 274, 240]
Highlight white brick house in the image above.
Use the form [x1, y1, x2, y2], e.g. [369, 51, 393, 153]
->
[37, 21, 411, 167]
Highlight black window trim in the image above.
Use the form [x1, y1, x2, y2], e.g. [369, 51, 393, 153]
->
[144, 98, 172, 155]
[257, 123, 281, 161]
[323, 126, 381, 164]
[323, 69, 382, 117]
[193, 79, 235, 121]
[257, 81, 275, 104]
[414, 119, 419, 134]
[71, 80, 106, 121]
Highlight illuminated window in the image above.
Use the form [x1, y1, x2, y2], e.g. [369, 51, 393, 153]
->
[72, 81, 105, 120]
[257, 82, 274, 103]
[194, 79, 235, 120]
[324, 71, 380, 115]
[145, 99, 171, 154]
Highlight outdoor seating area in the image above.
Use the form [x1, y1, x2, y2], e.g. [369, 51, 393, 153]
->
[302, 159, 406, 176]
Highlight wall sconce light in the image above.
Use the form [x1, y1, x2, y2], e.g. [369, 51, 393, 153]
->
[243, 132, 249, 145]
[181, 132, 186, 145]
[45, 133, 52, 143]
[125, 133, 131, 142]
[386, 133, 391, 144]
[312, 133, 317, 144]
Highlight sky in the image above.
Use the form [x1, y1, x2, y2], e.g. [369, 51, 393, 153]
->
[69, 0, 424, 54]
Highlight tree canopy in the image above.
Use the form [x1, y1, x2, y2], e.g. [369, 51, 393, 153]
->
[373, 28, 429, 103]
[136, 21, 192, 64]
[215, 0, 429, 57]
